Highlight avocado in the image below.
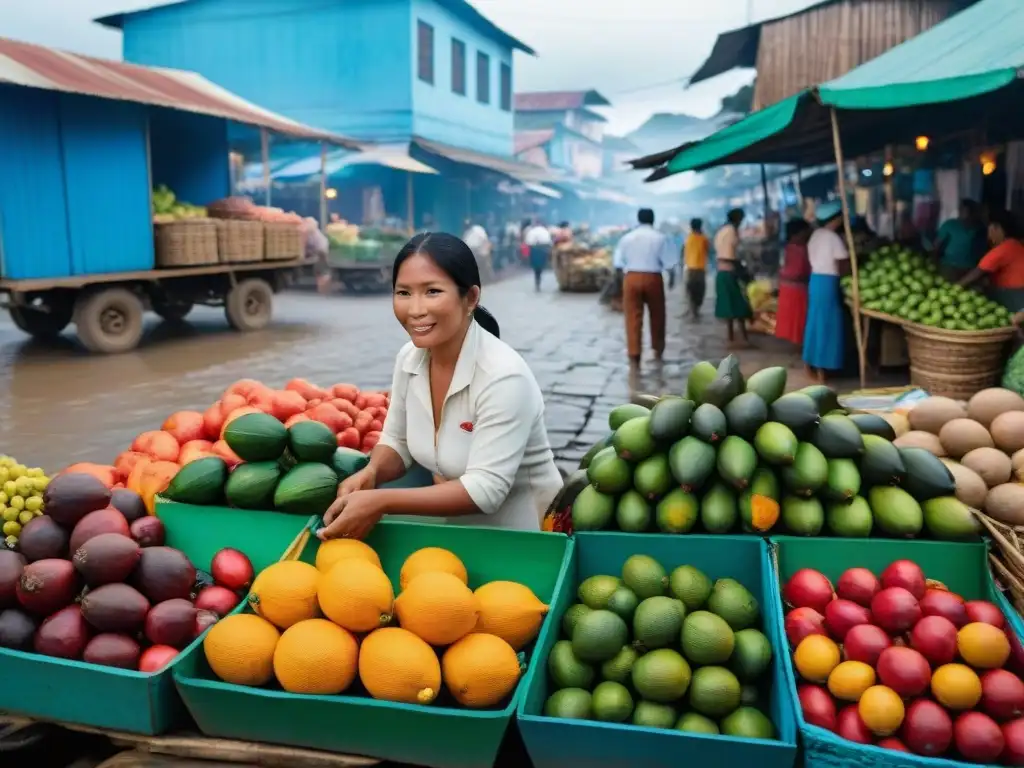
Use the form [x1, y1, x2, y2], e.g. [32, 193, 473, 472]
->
[649, 397, 694, 444]
[717, 436, 758, 490]
[702, 354, 745, 407]
[826, 496, 873, 537]
[869, 485, 923, 538]
[668, 436, 717, 492]
[781, 442, 828, 496]
[691, 403, 728, 444]
[633, 454, 673, 500]
[811, 413, 865, 459]
[860, 434, 906, 487]
[580, 434, 613, 469]
[572, 485, 616, 531]
[769, 393, 820, 437]
[724, 392, 768, 440]
[753, 422, 798, 465]
[744, 366, 787, 404]
[613, 416, 657, 462]
[922, 496, 981, 540]
[799, 384, 841, 415]
[782, 496, 825, 536]
[587, 450, 633, 494]
[701, 481, 738, 534]
[609, 403, 651, 431]
[848, 413, 897, 440]
[823, 458, 861, 502]
[686, 360, 718, 403]
[547, 469, 591, 517]
[897, 447, 956, 501]
[616, 490, 652, 533]
[656, 488, 700, 533]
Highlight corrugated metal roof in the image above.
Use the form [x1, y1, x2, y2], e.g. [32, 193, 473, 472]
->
[0, 37, 361, 146]
[514, 129, 554, 154]
[412, 136, 555, 182]
[514, 90, 611, 111]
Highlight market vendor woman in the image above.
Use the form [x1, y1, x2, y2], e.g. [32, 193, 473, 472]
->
[958, 209, 1024, 312]
[319, 232, 563, 540]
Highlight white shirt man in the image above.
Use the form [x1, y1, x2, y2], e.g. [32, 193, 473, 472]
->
[524, 224, 554, 247]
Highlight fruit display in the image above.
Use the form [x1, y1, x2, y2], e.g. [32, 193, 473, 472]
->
[203, 542, 547, 710]
[555, 356, 979, 541]
[784, 559, 1024, 763]
[151, 184, 207, 222]
[842, 245, 1014, 331]
[206, 196, 304, 224]
[541, 554, 777, 739]
[0, 471, 249, 670]
[0, 455, 51, 551]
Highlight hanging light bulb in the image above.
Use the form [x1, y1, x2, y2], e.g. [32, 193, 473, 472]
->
[980, 151, 997, 176]
[915, 136, 930, 151]
[883, 161, 894, 177]
[325, 188, 338, 199]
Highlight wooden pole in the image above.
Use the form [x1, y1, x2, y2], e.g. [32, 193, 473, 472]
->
[407, 172, 415, 235]
[260, 128, 271, 206]
[318, 142, 328, 230]
[830, 107, 867, 389]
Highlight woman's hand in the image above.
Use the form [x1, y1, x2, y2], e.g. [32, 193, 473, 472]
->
[337, 466, 377, 498]
[318, 490, 386, 541]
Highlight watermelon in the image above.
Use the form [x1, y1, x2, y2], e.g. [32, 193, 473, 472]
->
[274, 463, 340, 516]
[333, 447, 371, 480]
[223, 413, 288, 462]
[164, 457, 227, 506]
[224, 462, 282, 510]
[288, 421, 338, 464]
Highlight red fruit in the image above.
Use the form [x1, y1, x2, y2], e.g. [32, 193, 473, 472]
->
[132, 546, 195, 604]
[837, 704, 873, 744]
[880, 560, 926, 600]
[798, 684, 837, 731]
[42, 473, 111, 530]
[783, 569, 834, 613]
[210, 548, 254, 592]
[17, 517, 69, 563]
[194, 609, 220, 638]
[130, 516, 166, 548]
[877, 646, 931, 697]
[72, 532, 141, 586]
[138, 644, 179, 673]
[877, 737, 909, 752]
[83, 633, 142, 669]
[193, 586, 240, 616]
[1009, 632, 1024, 677]
[785, 606, 827, 647]
[954, 711, 1005, 763]
[34, 605, 90, 659]
[68, 507, 130, 554]
[901, 699, 953, 757]
[965, 600, 1006, 629]
[0, 551, 26, 610]
[824, 599, 871, 641]
[110, 488, 147, 523]
[1003, 718, 1024, 765]
[844, 624, 892, 666]
[920, 588, 969, 628]
[871, 587, 921, 634]
[81, 583, 150, 633]
[982, 669, 1024, 722]
[836, 567, 880, 608]
[16, 559, 79, 616]
[910, 615, 958, 666]
[145, 598, 198, 649]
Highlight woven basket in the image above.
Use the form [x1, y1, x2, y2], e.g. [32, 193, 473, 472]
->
[973, 511, 1024, 619]
[554, 251, 608, 293]
[154, 220, 219, 268]
[264, 222, 303, 261]
[216, 219, 264, 264]
[903, 322, 1014, 399]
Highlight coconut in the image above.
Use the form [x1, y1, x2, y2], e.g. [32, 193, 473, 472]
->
[939, 418, 995, 459]
[940, 459, 988, 508]
[968, 388, 1024, 429]
[894, 430, 947, 456]
[908, 396, 968, 435]
[991, 412, 1024, 455]
[985, 484, 1024, 526]
[961, 446, 1012, 487]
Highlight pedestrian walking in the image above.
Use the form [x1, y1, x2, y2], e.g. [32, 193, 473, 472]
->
[804, 201, 851, 382]
[775, 218, 812, 347]
[523, 219, 554, 291]
[613, 208, 676, 370]
[462, 219, 494, 284]
[713, 208, 753, 348]
[683, 218, 710, 318]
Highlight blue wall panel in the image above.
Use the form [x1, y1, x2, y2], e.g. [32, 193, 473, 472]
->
[58, 94, 154, 275]
[150, 108, 231, 205]
[0, 86, 72, 280]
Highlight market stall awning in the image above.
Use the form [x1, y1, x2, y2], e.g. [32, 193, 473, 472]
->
[0, 36, 362, 147]
[411, 136, 555, 183]
[272, 145, 439, 180]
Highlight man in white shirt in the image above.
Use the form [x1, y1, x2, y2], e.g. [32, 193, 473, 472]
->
[463, 220, 494, 284]
[613, 208, 676, 369]
[524, 219, 554, 292]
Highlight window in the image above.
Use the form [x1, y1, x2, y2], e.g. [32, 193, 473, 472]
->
[500, 62, 511, 111]
[417, 21, 434, 84]
[451, 38, 466, 95]
[476, 51, 490, 104]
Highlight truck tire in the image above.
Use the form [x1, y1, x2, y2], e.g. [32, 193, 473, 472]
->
[153, 300, 194, 322]
[73, 287, 145, 354]
[9, 305, 72, 338]
[225, 278, 273, 331]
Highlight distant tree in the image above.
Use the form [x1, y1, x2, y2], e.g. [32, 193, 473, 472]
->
[718, 80, 755, 115]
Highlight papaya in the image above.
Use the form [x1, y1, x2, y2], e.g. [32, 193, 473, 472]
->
[848, 413, 897, 440]
[633, 455, 672, 501]
[649, 398, 693, 444]
[686, 361, 717, 403]
[616, 491, 652, 533]
[702, 355, 744, 408]
[691, 404, 727, 444]
[868, 486, 922, 538]
[922, 496, 981, 541]
[700, 482, 737, 534]
[781, 443, 828, 497]
[656, 489, 699, 533]
[811, 414, 864, 459]
[826, 496, 873, 537]
[717, 436, 757, 490]
[572, 485, 615, 531]
[799, 385, 840, 415]
[587, 450, 632, 495]
[897, 447, 956, 501]
[740, 469, 781, 532]
[769, 393, 819, 437]
[782, 496, 825, 536]
[164, 457, 227, 506]
[612, 416, 657, 462]
[668, 436, 716, 492]
[745, 367, 787, 404]
[724, 393, 768, 440]
[860, 434, 906, 487]
[609, 404, 650, 431]
[580, 435, 613, 469]
[754, 422, 798, 466]
[823, 459, 861, 503]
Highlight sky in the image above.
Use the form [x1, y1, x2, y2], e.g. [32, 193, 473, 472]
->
[1, 0, 816, 136]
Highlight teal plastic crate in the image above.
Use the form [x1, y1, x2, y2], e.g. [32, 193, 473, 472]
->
[172, 519, 574, 768]
[517, 532, 798, 768]
[770, 536, 1022, 768]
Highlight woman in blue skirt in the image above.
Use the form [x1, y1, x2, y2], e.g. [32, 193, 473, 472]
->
[803, 201, 851, 382]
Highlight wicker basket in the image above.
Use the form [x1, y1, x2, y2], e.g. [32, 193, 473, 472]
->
[264, 222, 303, 261]
[903, 322, 1015, 399]
[974, 511, 1024, 619]
[216, 219, 264, 264]
[154, 219, 218, 268]
[554, 250, 609, 293]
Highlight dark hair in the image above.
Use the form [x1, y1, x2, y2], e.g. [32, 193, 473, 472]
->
[638, 208, 655, 225]
[727, 208, 745, 225]
[785, 218, 811, 241]
[559, 221, 570, 229]
[690, 218, 703, 232]
[392, 232, 499, 338]
[989, 209, 1021, 239]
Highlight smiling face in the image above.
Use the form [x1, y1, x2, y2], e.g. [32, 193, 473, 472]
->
[393, 252, 478, 349]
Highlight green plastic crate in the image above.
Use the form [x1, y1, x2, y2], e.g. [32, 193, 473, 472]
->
[172, 519, 574, 768]
[517, 533, 798, 768]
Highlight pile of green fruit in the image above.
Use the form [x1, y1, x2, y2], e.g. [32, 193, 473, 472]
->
[565, 357, 980, 540]
[152, 184, 207, 220]
[841, 245, 1013, 331]
[543, 555, 776, 739]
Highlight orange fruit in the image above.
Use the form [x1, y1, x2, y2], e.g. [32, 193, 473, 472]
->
[858, 685, 905, 736]
[400, 547, 468, 590]
[931, 663, 983, 710]
[273, 619, 358, 695]
[315, 538, 382, 573]
[828, 660, 876, 701]
[395, 571, 480, 646]
[203, 613, 280, 686]
[957, 622, 1011, 669]
[442, 633, 522, 708]
[794, 634, 841, 683]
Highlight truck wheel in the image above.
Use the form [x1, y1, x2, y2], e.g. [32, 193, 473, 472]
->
[153, 300, 194, 322]
[74, 287, 145, 354]
[225, 278, 273, 331]
[9, 305, 72, 338]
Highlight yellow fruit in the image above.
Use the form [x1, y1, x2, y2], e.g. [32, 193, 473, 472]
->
[793, 634, 841, 683]
[2, 508, 17, 523]
[2, 481, 15, 498]
[359, 627, 441, 704]
[931, 663, 983, 709]
[24, 496, 41, 512]
[17, 511, 33, 526]
[0, 492, 7, 504]
[248, 561, 321, 630]
[400, 547, 468, 590]
[273, 619, 358, 695]
[442, 633, 522, 708]
[828, 660, 876, 701]
[396, 571, 480, 646]
[204, 614, 280, 686]
[2, 521, 20, 537]
[32, 477, 48, 493]
[315, 538, 381, 573]
[318, 558, 394, 632]
[14, 477, 32, 497]
[9, 496, 23, 511]
[958, 622, 1011, 669]
[858, 685, 904, 736]
[473, 581, 549, 650]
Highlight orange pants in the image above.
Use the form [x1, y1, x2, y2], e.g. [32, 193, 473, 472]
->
[623, 271, 666, 360]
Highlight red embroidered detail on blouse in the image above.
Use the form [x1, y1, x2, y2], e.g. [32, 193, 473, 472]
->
[460, 421, 474, 433]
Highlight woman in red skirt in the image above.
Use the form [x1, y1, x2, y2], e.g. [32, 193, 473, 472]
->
[776, 218, 812, 347]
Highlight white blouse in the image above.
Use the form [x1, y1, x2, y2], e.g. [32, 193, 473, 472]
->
[377, 320, 563, 531]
